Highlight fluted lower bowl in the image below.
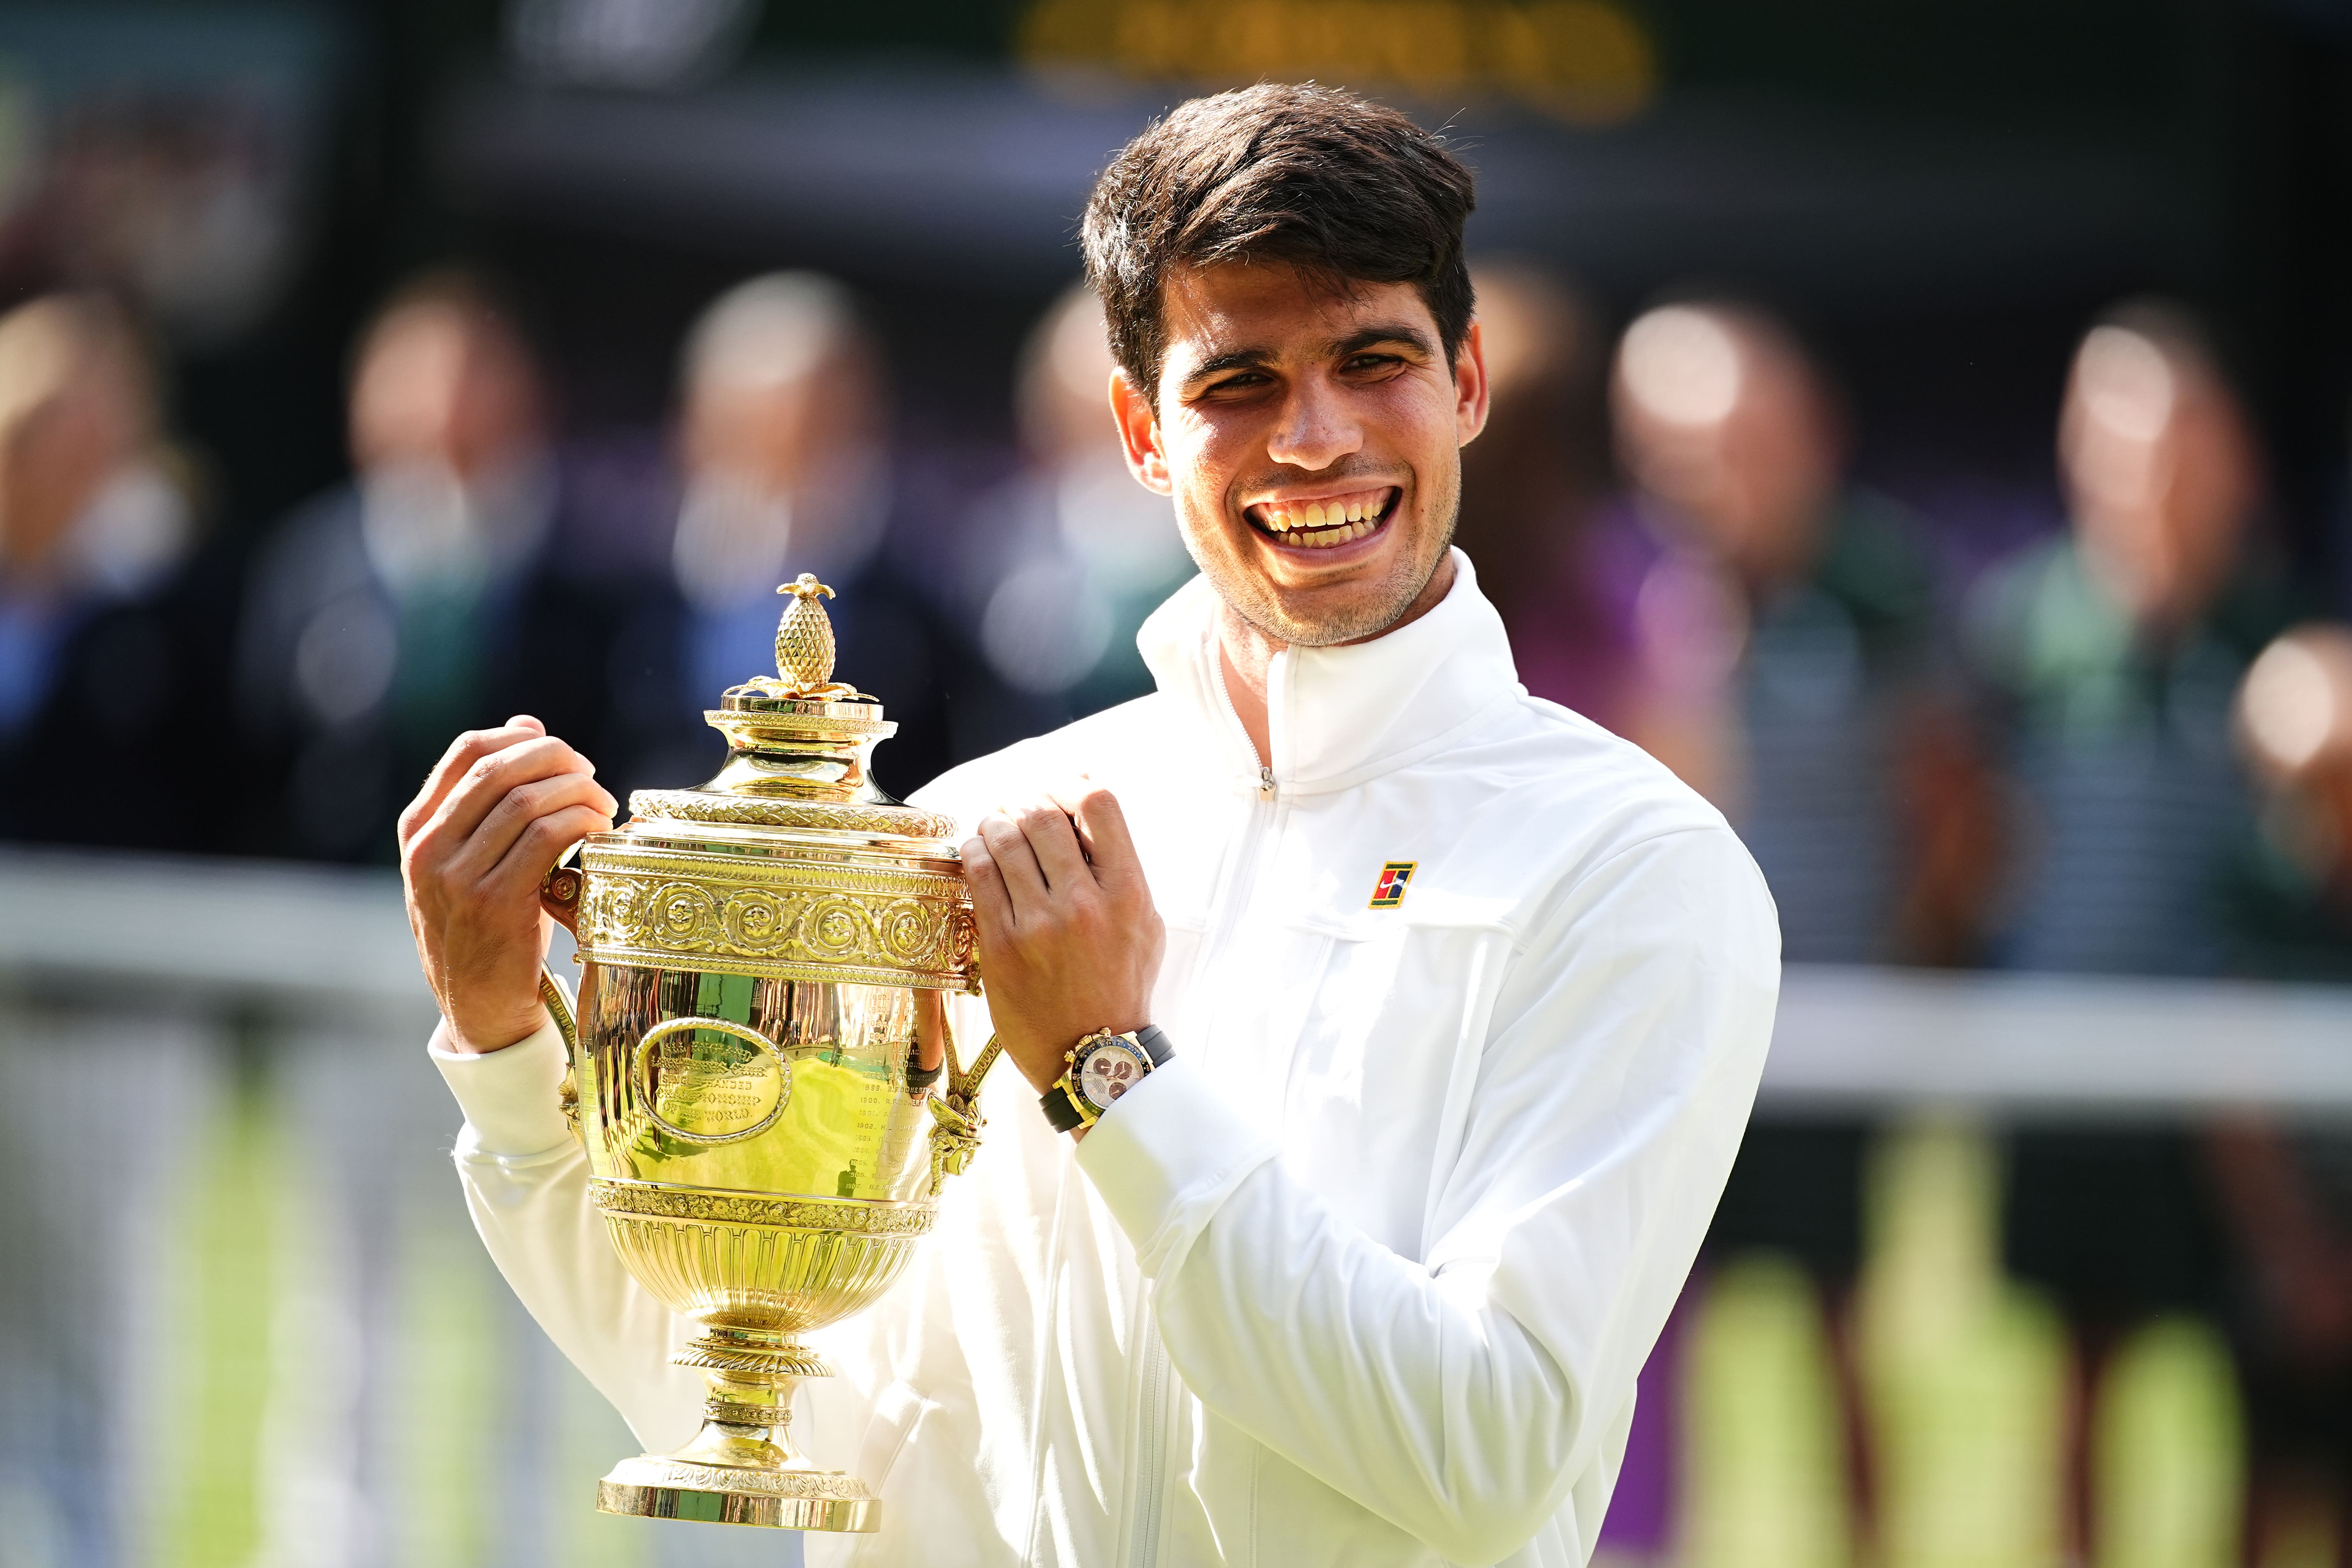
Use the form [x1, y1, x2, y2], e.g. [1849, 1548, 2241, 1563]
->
[588, 1178, 934, 1338]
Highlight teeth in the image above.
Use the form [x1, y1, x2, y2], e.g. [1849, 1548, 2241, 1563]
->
[1254, 491, 1394, 542]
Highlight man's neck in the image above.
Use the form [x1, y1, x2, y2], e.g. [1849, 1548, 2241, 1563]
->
[1216, 610, 1282, 769]
[1213, 551, 1459, 769]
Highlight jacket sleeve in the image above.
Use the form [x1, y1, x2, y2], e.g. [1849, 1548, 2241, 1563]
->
[431, 1019, 707, 1454]
[1074, 825, 1780, 1566]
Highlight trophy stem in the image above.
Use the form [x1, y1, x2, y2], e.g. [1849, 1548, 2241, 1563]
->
[594, 1328, 879, 1531]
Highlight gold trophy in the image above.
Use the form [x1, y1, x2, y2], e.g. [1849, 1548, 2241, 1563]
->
[536, 574, 996, 1532]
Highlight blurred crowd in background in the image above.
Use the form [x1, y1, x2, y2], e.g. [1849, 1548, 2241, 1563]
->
[5, 1, 2352, 1566]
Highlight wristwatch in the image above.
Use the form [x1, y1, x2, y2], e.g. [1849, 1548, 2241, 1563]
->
[1041, 1025, 1173, 1134]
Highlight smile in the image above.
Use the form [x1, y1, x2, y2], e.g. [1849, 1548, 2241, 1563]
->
[1243, 486, 1400, 550]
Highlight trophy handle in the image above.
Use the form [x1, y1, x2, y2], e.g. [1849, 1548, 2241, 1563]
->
[542, 965, 588, 1145]
[946, 1030, 1003, 1108]
[922, 1010, 1005, 1195]
[541, 861, 584, 936]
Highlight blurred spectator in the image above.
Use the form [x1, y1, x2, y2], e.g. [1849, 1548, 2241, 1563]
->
[1973, 304, 2289, 1559]
[0, 290, 230, 850]
[1453, 259, 1629, 727]
[649, 270, 965, 792]
[237, 271, 638, 861]
[1597, 295, 1980, 1564]
[1606, 297, 1985, 966]
[1969, 302, 2287, 977]
[951, 283, 1191, 734]
[2229, 625, 2352, 975]
[2206, 624, 2352, 1563]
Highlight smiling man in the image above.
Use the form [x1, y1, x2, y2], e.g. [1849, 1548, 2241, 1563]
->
[406, 84, 1779, 1567]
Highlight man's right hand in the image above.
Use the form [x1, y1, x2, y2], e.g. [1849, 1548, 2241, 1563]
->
[398, 715, 617, 1054]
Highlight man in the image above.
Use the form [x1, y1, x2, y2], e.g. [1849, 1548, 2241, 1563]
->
[239, 271, 636, 860]
[654, 271, 966, 791]
[1969, 300, 2285, 978]
[403, 85, 1779, 1566]
[0, 290, 228, 851]
[1605, 298, 1987, 968]
[2212, 625, 2352, 1563]
[958, 282, 1194, 724]
[1969, 302, 2287, 1565]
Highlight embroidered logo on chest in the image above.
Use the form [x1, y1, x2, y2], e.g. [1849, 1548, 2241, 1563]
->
[1367, 861, 1417, 909]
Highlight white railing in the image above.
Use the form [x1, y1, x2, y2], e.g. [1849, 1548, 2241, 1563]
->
[9, 844, 2352, 1117]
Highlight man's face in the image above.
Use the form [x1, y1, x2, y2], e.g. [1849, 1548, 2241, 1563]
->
[1110, 262, 1487, 647]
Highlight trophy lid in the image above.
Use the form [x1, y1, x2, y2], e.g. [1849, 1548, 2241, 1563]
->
[625, 573, 958, 845]
[568, 574, 976, 992]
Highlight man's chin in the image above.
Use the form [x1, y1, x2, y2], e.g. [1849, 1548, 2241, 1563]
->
[1209, 551, 1444, 649]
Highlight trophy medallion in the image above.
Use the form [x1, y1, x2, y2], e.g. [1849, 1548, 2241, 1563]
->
[537, 574, 994, 1532]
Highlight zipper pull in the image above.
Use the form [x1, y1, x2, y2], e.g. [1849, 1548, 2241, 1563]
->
[1257, 765, 1276, 800]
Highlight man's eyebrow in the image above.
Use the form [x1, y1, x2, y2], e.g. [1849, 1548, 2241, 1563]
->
[1180, 346, 1276, 387]
[1331, 323, 1437, 358]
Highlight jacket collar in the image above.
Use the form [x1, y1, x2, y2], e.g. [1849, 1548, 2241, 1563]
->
[1135, 548, 1525, 794]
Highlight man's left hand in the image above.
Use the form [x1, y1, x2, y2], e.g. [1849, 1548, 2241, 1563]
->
[962, 782, 1166, 1097]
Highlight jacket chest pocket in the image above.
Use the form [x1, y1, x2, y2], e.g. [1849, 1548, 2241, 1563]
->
[1268, 917, 1512, 1260]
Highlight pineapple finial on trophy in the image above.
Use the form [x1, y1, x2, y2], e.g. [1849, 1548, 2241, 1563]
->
[732, 572, 866, 701]
[775, 573, 837, 689]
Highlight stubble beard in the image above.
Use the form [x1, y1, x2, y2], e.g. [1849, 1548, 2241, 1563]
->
[1189, 477, 1460, 650]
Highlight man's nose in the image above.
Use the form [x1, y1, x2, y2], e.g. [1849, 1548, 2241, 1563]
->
[1264, 377, 1362, 473]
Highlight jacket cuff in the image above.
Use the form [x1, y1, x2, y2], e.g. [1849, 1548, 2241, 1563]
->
[1073, 1056, 1278, 1278]
[430, 1015, 574, 1158]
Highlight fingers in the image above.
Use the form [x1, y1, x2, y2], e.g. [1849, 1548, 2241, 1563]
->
[974, 812, 1049, 923]
[485, 802, 616, 903]
[1044, 781, 1141, 885]
[400, 721, 548, 849]
[416, 735, 599, 860]
[1012, 797, 1092, 893]
[961, 833, 1015, 953]
[448, 768, 618, 887]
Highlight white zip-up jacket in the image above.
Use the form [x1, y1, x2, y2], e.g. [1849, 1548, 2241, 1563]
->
[435, 553, 1780, 1567]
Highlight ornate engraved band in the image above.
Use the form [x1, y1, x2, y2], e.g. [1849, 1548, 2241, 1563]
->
[608, 1458, 877, 1501]
[631, 789, 958, 842]
[588, 1178, 939, 1237]
[707, 702, 895, 741]
[576, 842, 978, 992]
[707, 1398, 789, 1428]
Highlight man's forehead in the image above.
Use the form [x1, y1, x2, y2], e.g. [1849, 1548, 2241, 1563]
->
[1160, 263, 1434, 368]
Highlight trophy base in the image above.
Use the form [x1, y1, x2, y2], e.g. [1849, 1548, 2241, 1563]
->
[596, 1452, 879, 1532]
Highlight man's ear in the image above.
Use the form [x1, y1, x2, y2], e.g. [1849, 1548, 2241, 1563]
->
[1453, 319, 1492, 448]
[1109, 367, 1173, 495]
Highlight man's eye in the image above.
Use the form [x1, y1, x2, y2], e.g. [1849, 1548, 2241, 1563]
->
[1206, 372, 1271, 395]
[1345, 354, 1403, 373]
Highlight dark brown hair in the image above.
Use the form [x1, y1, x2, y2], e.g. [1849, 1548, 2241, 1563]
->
[1080, 83, 1478, 399]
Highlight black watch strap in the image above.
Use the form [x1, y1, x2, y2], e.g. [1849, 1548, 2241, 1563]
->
[1041, 1080, 1086, 1134]
[1040, 1025, 1174, 1133]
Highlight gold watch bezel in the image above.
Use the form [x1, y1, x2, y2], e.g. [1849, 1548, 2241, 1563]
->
[1056, 1028, 1153, 1125]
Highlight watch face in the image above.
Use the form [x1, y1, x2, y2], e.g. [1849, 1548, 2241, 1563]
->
[1074, 1038, 1149, 1112]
